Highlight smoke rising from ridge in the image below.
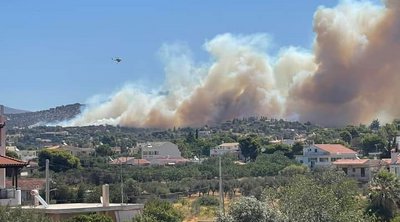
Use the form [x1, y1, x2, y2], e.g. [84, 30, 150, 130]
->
[69, 0, 400, 128]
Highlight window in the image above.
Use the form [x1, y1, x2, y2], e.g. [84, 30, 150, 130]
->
[309, 158, 317, 163]
[361, 168, 365, 177]
[319, 158, 329, 162]
[352, 168, 356, 173]
[314, 149, 317, 153]
[343, 168, 348, 175]
[331, 158, 338, 162]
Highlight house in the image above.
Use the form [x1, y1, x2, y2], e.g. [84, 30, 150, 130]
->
[210, 142, 240, 158]
[111, 147, 122, 155]
[136, 142, 189, 165]
[109, 157, 150, 166]
[48, 145, 94, 157]
[137, 142, 181, 159]
[17, 150, 38, 161]
[20, 161, 39, 176]
[333, 159, 387, 182]
[6, 178, 46, 204]
[296, 144, 358, 168]
[0, 105, 29, 206]
[387, 137, 400, 176]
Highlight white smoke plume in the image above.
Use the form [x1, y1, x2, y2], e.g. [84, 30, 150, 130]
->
[69, 0, 400, 128]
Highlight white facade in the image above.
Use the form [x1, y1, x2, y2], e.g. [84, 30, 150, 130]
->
[17, 150, 38, 161]
[210, 143, 240, 157]
[389, 138, 400, 176]
[138, 142, 182, 159]
[296, 144, 358, 169]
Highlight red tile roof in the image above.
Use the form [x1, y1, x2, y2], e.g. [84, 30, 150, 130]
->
[333, 159, 368, 165]
[0, 155, 28, 167]
[6, 178, 46, 190]
[315, 144, 357, 154]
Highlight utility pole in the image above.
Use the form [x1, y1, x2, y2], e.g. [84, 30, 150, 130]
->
[120, 158, 124, 205]
[45, 159, 50, 203]
[219, 156, 225, 216]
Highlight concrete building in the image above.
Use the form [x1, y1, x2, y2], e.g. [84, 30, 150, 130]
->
[210, 142, 240, 158]
[137, 142, 181, 159]
[6, 178, 46, 204]
[136, 142, 188, 165]
[23, 185, 143, 222]
[388, 136, 400, 176]
[17, 150, 38, 161]
[296, 144, 358, 169]
[333, 159, 387, 182]
[0, 106, 28, 206]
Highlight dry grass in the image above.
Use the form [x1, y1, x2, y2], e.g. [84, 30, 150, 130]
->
[174, 192, 240, 222]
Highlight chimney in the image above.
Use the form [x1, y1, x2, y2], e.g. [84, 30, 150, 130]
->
[102, 184, 110, 207]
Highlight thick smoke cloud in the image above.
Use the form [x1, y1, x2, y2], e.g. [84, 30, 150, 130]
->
[68, 0, 400, 128]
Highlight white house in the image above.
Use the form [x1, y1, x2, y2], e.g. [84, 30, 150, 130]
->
[210, 142, 240, 157]
[388, 136, 400, 176]
[333, 159, 387, 182]
[136, 142, 188, 165]
[17, 150, 38, 161]
[296, 144, 358, 169]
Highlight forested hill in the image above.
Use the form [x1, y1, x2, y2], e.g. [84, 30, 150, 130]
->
[6, 103, 82, 128]
[3, 106, 30, 114]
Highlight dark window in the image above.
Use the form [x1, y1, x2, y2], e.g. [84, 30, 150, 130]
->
[352, 168, 356, 173]
[314, 149, 317, 153]
[343, 168, 348, 175]
[361, 168, 365, 177]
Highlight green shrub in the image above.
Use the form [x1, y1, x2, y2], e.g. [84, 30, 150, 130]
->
[194, 196, 219, 206]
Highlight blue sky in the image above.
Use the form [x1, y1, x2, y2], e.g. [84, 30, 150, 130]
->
[0, 0, 380, 111]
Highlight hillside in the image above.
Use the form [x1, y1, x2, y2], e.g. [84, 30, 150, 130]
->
[6, 103, 82, 128]
[3, 106, 30, 114]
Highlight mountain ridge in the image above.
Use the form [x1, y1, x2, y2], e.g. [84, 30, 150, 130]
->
[6, 103, 82, 128]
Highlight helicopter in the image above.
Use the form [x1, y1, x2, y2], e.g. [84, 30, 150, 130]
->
[112, 57, 122, 63]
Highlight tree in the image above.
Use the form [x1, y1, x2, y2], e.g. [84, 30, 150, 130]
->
[217, 196, 281, 222]
[239, 135, 260, 161]
[367, 170, 400, 221]
[339, 130, 352, 145]
[95, 144, 114, 157]
[381, 123, 398, 150]
[361, 133, 387, 155]
[38, 149, 80, 172]
[291, 142, 304, 156]
[133, 199, 183, 222]
[6, 150, 19, 159]
[279, 164, 308, 176]
[0, 205, 50, 222]
[265, 170, 373, 222]
[370, 119, 381, 131]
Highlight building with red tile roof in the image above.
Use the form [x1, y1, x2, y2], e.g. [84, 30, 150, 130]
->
[295, 144, 358, 169]
[313, 144, 357, 154]
[333, 159, 388, 182]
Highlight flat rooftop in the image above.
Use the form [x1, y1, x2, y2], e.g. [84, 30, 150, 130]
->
[22, 203, 144, 214]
